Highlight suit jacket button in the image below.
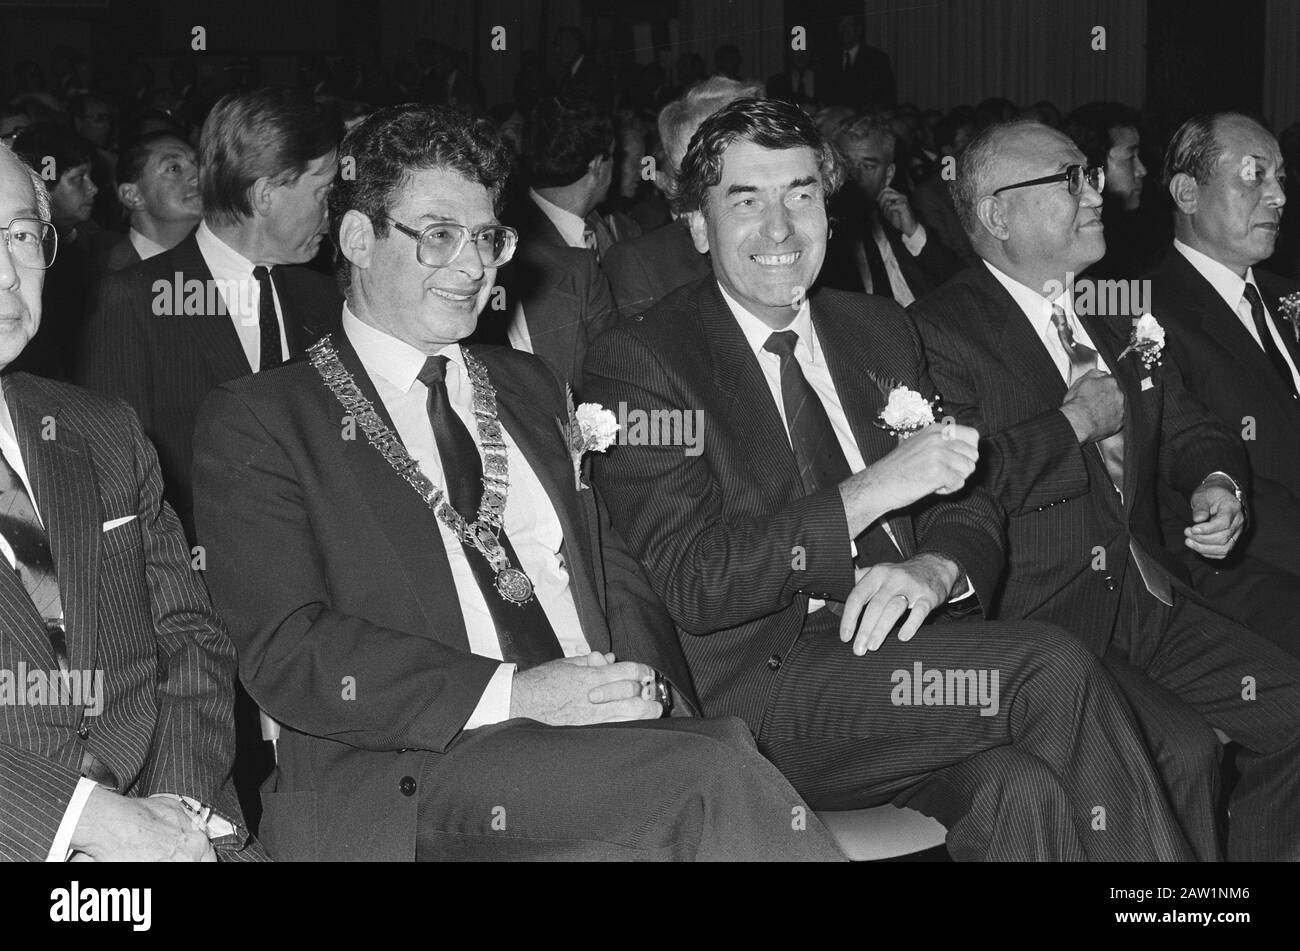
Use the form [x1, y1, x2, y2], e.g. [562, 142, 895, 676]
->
[767, 654, 782, 671]
[399, 776, 417, 796]
[1104, 575, 1117, 591]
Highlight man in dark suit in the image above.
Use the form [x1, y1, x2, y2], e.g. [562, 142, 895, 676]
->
[192, 104, 843, 862]
[93, 131, 202, 277]
[0, 141, 255, 861]
[602, 78, 758, 320]
[820, 15, 896, 111]
[585, 98, 1193, 861]
[511, 96, 622, 263]
[909, 118, 1300, 860]
[78, 87, 341, 543]
[820, 113, 961, 303]
[470, 238, 615, 391]
[1145, 113, 1300, 656]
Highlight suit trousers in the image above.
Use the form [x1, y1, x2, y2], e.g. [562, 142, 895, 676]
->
[1110, 569, 1300, 861]
[1182, 553, 1300, 661]
[413, 714, 846, 861]
[756, 609, 1192, 861]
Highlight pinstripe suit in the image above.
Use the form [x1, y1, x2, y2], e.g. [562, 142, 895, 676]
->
[0, 372, 253, 861]
[584, 276, 1195, 861]
[74, 232, 340, 542]
[910, 262, 1300, 861]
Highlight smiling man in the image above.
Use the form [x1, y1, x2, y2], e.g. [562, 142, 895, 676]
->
[191, 103, 843, 862]
[584, 98, 1196, 861]
[909, 118, 1300, 860]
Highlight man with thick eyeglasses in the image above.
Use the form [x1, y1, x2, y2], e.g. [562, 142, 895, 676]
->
[191, 104, 844, 862]
[0, 141, 259, 862]
[910, 118, 1300, 861]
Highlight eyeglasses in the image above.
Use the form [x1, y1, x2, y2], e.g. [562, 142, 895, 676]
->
[992, 164, 1105, 197]
[384, 217, 518, 269]
[0, 217, 58, 269]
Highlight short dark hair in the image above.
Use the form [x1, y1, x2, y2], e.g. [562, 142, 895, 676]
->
[674, 97, 845, 216]
[522, 96, 613, 189]
[199, 86, 340, 224]
[1163, 112, 1231, 187]
[1062, 101, 1142, 169]
[116, 130, 190, 186]
[328, 103, 515, 294]
[834, 112, 897, 160]
[10, 122, 94, 186]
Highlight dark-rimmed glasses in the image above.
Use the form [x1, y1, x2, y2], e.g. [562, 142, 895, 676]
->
[992, 164, 1105, 197]
[0, 217, 58, 269]
[384, 217, 518, 269]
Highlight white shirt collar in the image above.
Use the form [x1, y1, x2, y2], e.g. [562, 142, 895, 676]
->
[128, 227, 168, 261]
[1173, 238, 1258, 311]
[342, 303, 463, 393]
[718, 281, 820, 365]
[528, 188, 589, 249]
[983, 260, 1077, 340]
[195, 219, 259, 277]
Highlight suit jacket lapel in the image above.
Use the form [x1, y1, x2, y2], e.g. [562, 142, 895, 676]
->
[813, 301, 916, 555]
[699, 281, 805, 509]
[969, 267, 1069, 410]
[4, 378, 100, 672]
[486, 352, 611, 654]
[329, 332, 472, 652]
[174, 235, 253, 383]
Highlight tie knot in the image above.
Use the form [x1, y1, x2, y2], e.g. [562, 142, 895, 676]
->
[252, 265, 272, 283]
[1243, 282, 1264, 309]
[1049, 303, 1068, 329]
[418, 355, 450, 387]
[763, 330, 800, 357]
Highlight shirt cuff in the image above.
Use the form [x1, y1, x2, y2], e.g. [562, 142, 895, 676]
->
[48, 777, 99, 862]
[949, 573, 976, 602]
[1201, 471, 1241, 494]
[149, 793, 238, 844]
[464, 663, 517, 729]
[900, 223, 928, 256]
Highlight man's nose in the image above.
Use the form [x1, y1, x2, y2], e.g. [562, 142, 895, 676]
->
[1135, 156, 1148, 179]
[1079, 181, 1104, 207]
[761, 202, 793, 241]
[0, 239, 21, 291]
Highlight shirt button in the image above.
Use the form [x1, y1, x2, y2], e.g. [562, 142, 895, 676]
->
[1104, 575, 1117, 591]
[767, 654, 782, 671]
[399, 776, 417, 796]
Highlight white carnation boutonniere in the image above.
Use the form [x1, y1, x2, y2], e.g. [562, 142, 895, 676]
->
[558, 385, 620, 489]
[1278, 292, 1300, 344]
[866, 370, 943, 439]
[1117, 314, 1166, 371]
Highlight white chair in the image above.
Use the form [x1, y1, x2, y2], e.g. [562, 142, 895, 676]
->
[817, 805, 948, 861]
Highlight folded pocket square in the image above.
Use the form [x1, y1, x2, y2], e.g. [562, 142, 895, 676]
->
[102, 515, 137, 532]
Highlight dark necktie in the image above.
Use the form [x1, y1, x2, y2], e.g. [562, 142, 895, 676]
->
[763, 330, 900, 566]
[252, 265, 284, 372]
[1051, 306, 1171, 605]
[418, 356, 563, 669]
[1243, 283, 1299, 400]
[862, 227, 893, 299]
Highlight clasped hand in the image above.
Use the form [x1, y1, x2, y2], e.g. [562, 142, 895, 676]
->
[510, 652, 663, 725]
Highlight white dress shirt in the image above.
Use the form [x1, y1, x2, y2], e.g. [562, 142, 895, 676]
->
[194, 221, 290, 372]
[859, 219, 928, 306]
[528, 188, 588, 250]
[506, 300, 534, 354]
[342, 307, 588, 726]
[127, 227, 168, 261]
[1173, 238, 1300, 393]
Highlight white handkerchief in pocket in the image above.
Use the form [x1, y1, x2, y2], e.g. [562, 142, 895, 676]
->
[102, 515, 137, 532]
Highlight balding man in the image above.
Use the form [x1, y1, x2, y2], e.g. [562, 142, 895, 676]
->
[909, 118, 1300, 861]
[0, 142, 256, 861]
[1144, 113, 1300, 657]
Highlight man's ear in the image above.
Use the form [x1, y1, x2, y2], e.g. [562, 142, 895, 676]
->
[117, 181, 145, 213]
[1169, 172, 1199, 215]
[685, 210, 710, 253]
[654, 167, 672, 198]
[975, 195, 1009, 242]
[249, 175, 277, 218]
[337, 209, 374, 272]
[586, 152, 607, 181]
